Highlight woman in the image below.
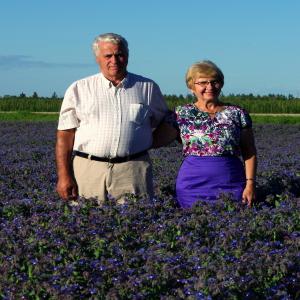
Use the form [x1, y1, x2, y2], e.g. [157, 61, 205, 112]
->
[175, 60, 257, 208]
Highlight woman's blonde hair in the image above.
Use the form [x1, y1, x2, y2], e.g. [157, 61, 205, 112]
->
[185, 60, 224, 89]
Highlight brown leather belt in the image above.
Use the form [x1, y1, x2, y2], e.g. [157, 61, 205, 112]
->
[73, 150, 148, 163]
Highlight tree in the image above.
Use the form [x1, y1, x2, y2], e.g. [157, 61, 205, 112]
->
[19, 92, 26, 98]
[51, 92, 58, 99]
[32, 91, 38, 98]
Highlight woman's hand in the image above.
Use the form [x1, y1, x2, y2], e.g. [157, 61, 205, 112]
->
[242, 180, 256, 207]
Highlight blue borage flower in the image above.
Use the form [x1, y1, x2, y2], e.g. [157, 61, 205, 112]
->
[0, 122, 300, 299]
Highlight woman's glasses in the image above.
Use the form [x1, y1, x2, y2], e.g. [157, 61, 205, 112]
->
[194, 80, 222, 88]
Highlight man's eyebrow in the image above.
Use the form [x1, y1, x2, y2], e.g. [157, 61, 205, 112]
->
[104, 52, 125, 57]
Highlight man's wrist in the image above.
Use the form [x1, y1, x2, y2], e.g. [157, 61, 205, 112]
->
[57, 170, 72, 179]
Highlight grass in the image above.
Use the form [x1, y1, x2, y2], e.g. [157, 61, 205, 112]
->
[0, 112, 59, 122]
[1, 97, 300, 114]
[251, 114, 300, 124]
[0, 98, 62, 112]
[1, 111, 300, 124]
[166, 97, 300, 113]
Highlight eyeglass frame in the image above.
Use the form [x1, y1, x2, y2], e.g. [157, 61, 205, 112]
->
[194, 79, 222, 88]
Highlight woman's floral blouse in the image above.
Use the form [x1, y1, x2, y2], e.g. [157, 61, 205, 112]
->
[175, 104, 252, 157]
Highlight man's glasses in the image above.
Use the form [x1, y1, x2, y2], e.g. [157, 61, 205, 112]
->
[194, 80, 221, 88]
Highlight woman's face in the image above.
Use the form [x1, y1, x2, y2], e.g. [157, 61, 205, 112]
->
[191, 77, 222, 102]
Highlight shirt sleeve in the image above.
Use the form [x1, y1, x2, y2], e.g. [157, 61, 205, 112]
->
[57, 82, 80, 130]
[149, 82, 169, 128]
[174, 105, 187, 128]
[174, 106, 181, 122]
[240, 108, 252, 128]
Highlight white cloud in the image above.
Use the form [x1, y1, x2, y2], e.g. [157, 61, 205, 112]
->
[0, 55, 93, 69]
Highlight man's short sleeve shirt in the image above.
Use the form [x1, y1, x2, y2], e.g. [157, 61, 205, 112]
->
[58, 72, 168, 157]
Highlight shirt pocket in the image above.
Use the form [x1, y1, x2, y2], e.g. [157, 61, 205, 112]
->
[129, 103, 149, 125]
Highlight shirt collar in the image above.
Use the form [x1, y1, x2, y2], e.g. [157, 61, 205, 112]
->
[100, 72, 130, 89]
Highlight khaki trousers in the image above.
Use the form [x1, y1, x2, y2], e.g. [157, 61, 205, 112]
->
[73, 154, 153, 205]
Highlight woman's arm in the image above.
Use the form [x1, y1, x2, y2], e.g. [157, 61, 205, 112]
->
[240, 127, 257, 206]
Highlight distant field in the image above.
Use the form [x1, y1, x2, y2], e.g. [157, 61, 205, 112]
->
[0, 96, 300, 123]
[1, 111, 300, 123]
[1, 96, 300, 114]
[0, 98, 62, 112]
[0, 111, 59, 121]
[251, 114, 300, 124]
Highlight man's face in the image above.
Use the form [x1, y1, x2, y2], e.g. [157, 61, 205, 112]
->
[96, 41, 128, 83]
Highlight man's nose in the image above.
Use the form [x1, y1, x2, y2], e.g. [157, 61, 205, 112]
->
[111, 54, 118, 62]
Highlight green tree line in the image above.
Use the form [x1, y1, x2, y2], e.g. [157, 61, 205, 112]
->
[0, 93, 300, 114]
[165, 93, 300, 113]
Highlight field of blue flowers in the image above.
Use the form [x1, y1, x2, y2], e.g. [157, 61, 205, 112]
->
[0, 122, 300, 299]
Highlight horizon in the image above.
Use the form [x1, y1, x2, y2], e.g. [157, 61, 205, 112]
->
[1, 91, 299, 99]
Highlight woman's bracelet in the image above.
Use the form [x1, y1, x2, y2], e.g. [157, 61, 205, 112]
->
[246, 178, 256, 181]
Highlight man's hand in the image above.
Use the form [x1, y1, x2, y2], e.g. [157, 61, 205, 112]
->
[56, 175, 78, 200]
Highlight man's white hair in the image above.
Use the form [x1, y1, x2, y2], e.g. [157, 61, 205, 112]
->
[92, 33, 129, 56]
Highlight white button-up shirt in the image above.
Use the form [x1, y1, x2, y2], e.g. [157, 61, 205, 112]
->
[58, 72, 168, 157]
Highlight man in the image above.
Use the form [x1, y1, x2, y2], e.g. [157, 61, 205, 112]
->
[56, 33, 170, 204]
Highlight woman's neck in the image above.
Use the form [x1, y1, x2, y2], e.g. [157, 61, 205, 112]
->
[194, 99, 222, 113]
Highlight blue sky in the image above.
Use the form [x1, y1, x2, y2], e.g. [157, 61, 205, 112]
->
[1, 0, 300, 97]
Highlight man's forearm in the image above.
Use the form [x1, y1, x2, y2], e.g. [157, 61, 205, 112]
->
[56, 129, 76, 178]
[152, 122, 178, 148]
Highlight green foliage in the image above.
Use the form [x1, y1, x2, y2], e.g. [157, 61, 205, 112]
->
[1, 93, 300, 114]
[32, 92, 39, 98]
[0, 112, 59, 121]
[222, 98, 300, 114]
[165, 93, 300, 113]
[0, 97, 62, 112]
[251, 115, 300, 124]
[51, 92, 58, 99]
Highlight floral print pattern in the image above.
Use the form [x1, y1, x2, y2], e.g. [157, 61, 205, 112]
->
[175, 104, 252, 157]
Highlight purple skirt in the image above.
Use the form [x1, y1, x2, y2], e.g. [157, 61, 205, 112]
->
[176, 156, 246, 208]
